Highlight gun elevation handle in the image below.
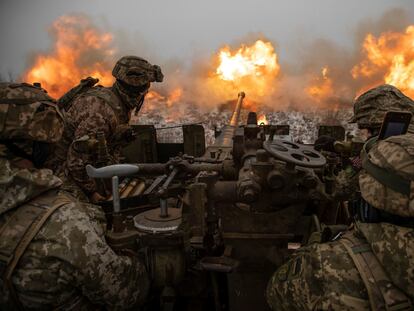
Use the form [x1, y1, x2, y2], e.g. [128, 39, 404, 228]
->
[86, 164, 139, 179]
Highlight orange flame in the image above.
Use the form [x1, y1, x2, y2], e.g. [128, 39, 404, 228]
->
[216, 40, 278, 81]
[352, 25, 414, 97]
[306, 66, 334, 102]
[166, 88, 183, 107]
[257, 114, 268, 125]
[207, 40, 280, 105]
[23, 15, 115, 98]
[145, 88, 183, 109]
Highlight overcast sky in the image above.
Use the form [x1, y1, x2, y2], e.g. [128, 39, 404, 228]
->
[0, 0, 413, 78]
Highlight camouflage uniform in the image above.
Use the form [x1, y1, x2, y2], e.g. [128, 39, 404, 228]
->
[334, 84, 414, 200]
[334, 159, 361, 201]
[0, 83, 149, 309]
[350, 84, 414, 133]
[49, 56, 163, 200]
[267, 134, 414, 310]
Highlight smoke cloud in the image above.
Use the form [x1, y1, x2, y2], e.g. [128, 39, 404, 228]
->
[21, 9, 413, 114]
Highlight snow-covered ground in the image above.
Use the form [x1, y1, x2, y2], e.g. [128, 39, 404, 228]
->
[133, 102, 357, 145]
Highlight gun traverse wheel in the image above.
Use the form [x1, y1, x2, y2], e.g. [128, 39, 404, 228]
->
[263, 140, 326, 168]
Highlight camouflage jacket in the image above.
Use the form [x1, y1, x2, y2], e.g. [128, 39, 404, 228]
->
[0, 156, 149, 309]
[267, 222, 414, 310]
[334, 165, 360, 201]
[48, 86, 130, 197]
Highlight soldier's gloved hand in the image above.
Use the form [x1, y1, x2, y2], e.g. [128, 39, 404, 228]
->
[314, 135, 336, 153]
[111, 124, 137, 148]
[90, 191, 107, 204]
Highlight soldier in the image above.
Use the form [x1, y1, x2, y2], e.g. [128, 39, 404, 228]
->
[49, 56, 163, 202]
[0, 82, 149, 309]
[267, 133, 414, 310]
[335, 84, 414, 200]
[350, 84, 414, 137]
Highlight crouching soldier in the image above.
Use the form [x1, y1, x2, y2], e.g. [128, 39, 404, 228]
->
[47, 56, 163, 203]
[267, 133, 414, 310]
[0, 82, 149, 309]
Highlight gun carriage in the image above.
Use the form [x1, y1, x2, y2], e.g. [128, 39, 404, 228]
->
[88, 92, 331, 311]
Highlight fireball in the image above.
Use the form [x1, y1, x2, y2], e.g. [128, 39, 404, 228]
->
[208, 40, 280, 105]
[216, 40, 278, 82]
[352, 25, 414, 97]
[23, 15, 115, 98]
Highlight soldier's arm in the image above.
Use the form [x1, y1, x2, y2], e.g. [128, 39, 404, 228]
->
[266, 245, 325, 311]
[334, 168, 360, 200]
[66, 97, 118, 197]
[267, 242, 369, 311]
[51, 203, 150, 308]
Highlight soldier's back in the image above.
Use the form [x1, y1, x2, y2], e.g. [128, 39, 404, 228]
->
[267, 224, 414, 310]
[0, 189, 105, 309]
[267, 230, 369, 310]
[47, 85, 125, 197]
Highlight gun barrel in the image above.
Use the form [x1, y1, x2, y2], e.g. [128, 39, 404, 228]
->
[229, 92, 245, 126]
[215, 92, 245, 147]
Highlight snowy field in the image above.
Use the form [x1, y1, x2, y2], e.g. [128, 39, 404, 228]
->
[134, 104, 357, 145]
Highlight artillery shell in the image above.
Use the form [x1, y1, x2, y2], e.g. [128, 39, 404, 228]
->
[108, 178, 130, 201]
[120, 179, 138, 198]
[130, 181, 146, 197]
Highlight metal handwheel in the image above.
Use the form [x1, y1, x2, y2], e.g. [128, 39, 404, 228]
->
[263, 139, 326, 168]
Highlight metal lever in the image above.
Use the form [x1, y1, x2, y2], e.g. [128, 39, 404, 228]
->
[86, 164, 139, 179]
[144, 174, 167, 195]
[158, 168, 179, 218]
[86, 164, 140, 215]
[112, 176, 121, 213]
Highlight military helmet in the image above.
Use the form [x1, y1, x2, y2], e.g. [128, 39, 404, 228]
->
[350, 84, 414, 129]
[359, 133, 414, 217]
[0, 83, 64, 143]
[112, 55, 164, 87]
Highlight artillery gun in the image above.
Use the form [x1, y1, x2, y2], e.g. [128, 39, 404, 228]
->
[87, 92, 330, 311]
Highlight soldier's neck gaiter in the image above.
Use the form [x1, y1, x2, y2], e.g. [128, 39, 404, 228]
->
[112, 81, 147, 113]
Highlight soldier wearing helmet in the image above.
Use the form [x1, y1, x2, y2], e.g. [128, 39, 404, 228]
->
[266, 133, 414, 310]
[334, 85, 414, 201]
[350, 84, 414, 138]
[49, 56, 163, 202]
[112, 55, 164, 111]
[0, 82, 150, 309]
